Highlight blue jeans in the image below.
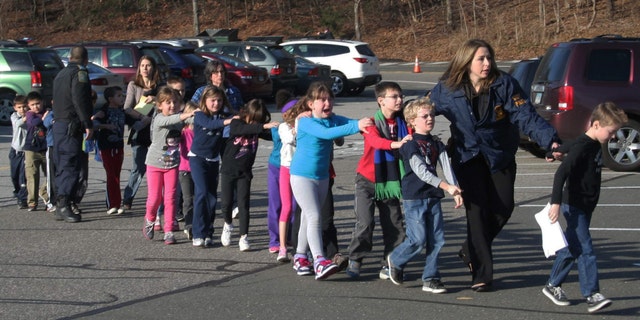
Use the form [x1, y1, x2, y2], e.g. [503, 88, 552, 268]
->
[189, 156, 219, 240]
[123, 144, 148, 205]
[389, 198, 444, 282]
[548, 204, 599, 297]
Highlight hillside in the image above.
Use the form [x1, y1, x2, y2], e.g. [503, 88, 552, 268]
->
[1, 0, 638, 61]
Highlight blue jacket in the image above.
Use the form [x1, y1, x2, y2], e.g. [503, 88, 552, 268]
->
[429, 72, 559, 173]
[190, 111, 231, 160]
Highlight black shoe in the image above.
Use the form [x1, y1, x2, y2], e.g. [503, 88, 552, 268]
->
[471, 283, 492, 292]
[56, 206, 81, 223]
[18, 202, 29, 209]
[70, 203, 82, 215]
[387, 255, 403, 285]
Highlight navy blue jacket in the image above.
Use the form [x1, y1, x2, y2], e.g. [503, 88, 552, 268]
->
[190, 111, 231, 160]
[429, 72, 559, 173]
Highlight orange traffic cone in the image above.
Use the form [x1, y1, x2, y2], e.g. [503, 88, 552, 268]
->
[413, 55, 422, 73]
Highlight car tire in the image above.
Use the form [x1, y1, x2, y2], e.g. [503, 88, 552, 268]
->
[602, 118, 640, 171]
[346, 85, 365, 96]
[331, 72, 347, 96]
[0, 92, 16, 126]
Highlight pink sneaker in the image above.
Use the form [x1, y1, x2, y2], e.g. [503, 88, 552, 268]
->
[293, 256, 312, 276]
[314, 258, 339, 280]
[269, 246, 279, 254]
[277, 247, 290, 263]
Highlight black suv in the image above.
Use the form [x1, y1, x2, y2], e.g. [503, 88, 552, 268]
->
[530, 35, 640, 171]
[0, 46, 64, 125]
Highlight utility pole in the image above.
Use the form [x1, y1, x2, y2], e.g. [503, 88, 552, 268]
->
[192, 0, 199, 35]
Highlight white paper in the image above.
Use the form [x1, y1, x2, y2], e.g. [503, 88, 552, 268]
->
[534, 203, 568, 258]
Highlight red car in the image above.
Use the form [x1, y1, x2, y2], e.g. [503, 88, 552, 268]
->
[198, 52, 272, 100]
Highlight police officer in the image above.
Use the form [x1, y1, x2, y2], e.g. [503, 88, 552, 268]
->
[52, 46, 94, 223]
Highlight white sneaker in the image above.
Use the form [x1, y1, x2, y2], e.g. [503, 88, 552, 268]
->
[239, 234, 251, 252]
[221, 223, 233, 246]
[192, 238, 204, 247]
[107, 208, 118, 215]
[117, 207, 125, 214]
[232, 207, 239, 219]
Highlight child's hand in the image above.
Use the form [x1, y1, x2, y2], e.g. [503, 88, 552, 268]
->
[264, 121, 279, 129]
[548, 203, 561, 223]
[358, 117, 373, 133]
[296, 111, 312, 120]
[390, 135, 412, 149]
[453, 194, 463, 209]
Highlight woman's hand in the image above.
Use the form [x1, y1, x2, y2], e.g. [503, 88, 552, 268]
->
[548, 203, 561, 223]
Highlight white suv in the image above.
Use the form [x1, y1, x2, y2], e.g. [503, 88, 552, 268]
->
[281, 39, 381, 96]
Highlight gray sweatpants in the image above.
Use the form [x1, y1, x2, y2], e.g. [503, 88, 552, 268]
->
[291, 175, 329, 261]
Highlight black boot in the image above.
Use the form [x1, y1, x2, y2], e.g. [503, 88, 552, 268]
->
[56, 197, 81, 223]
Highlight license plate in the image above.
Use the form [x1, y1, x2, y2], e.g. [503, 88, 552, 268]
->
[287, 67, 292, 73]
[258, 76, 265, 81]
[534, 92, 542, 105]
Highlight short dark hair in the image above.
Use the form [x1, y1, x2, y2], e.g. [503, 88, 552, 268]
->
[103, 86, 122, 101]
[26, 91, 42, 102]
[375, 81, 402, 98]
[13, 94, 27, 105]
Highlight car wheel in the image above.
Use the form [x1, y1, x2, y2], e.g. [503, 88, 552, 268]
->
[331, 72, 347, 96]
[346, 85, 365, 96]
[0, 92, 16, 126]
[602, 118, 640, 171]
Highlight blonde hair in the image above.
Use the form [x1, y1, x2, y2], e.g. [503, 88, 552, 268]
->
[282, 99, 310, 126]
[403, 96, 435, 129]
[591, 101, 628, 127]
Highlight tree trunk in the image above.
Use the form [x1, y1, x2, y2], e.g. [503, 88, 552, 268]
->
[606, 0, 614, 18]
[445, 0, 453, 29]
[192, 0, 199, 35]
[354, 0, 361, 41]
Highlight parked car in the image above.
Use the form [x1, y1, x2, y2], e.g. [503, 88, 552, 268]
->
[281, 39, 381, 96]
[0, 46, 64, 125]
[530, 35, 640, 171]
[152, 45, 206, 99]
[60, 58, 126, 108]
[293, 56, 332, 95]
[508, 57, 544, 157]
[198, 52, 272, 100]
[196, 41, 297, 95]
[51, 41, 170, 84]
[171, 36, 216, 48]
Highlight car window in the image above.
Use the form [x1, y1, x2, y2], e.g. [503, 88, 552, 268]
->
[1, 51, 32, 71]
[140, 48, 165, 67]
[87, 48, 103, 65]
[160, 50, 177, 65]
[247, 47, 266, 62]
[534, 47, 570, 82]
[107, 48, 133, 67]
[321, 44, 349, 56]
[220, 46, 240, 58]
[268, 48, 292, 59]
[30, 51, 64, 71]
[355, 44, 376, 56]
[180, 53, 205, 66]
[586, 49, 631, 82]
[55, 48, 71, 59]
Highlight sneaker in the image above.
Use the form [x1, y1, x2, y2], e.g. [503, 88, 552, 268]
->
[586, 292, 611, 313]
[153, 222, 162, 232]
[332, 253, 349, 271]
[423, 279, 448, 293]
[70, 203, 82, 215]
[269, 246, 280, 254]
[46, 203, 56, 212]
[221, 223, 233, 247]
[314, 258, 339, 280]
[232, 206, 239, 219]
[172, 220, 180, 232]
[277, 247, 290, 263]
[143, 219, 155, 240]
[204, 238, 213, 247]
[107, 208, 118, 215]
[122, 203, 132, 210]
[239, 234, 251, 251]
[346, 260, 361, 278]
[379, 266, 390, 280]
[176, 211, 184, 221]
[293, 256, 313, 276]
[164, 232, 176, 245]
[542, 284, 570, 306]
[27, 205, 37, 212]
[184, 228, 193, 240]
[387, 255, 403, 285]
[117, 208, 125, 214]
[18, 202, 29, 209]
[192, 238, 204, 247]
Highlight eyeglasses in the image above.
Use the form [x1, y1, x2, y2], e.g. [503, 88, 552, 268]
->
[384, 95, 405, 100]
[417, 113, 435, 119]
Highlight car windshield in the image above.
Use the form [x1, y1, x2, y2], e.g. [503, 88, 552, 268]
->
[534, 47, 570, 83]
[355, 44, 376, 57]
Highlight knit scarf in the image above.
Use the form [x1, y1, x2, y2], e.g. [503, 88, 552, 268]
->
[373, 109, 408, 200]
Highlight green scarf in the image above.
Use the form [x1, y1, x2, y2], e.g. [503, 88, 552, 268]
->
[373, 109, 408, 200]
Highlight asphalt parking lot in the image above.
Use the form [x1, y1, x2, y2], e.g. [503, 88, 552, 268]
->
[0, 65, 638, 319]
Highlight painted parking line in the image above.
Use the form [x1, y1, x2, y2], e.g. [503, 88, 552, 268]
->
[520, 203, 640, 207]
[591, 228, 640, 231]
[516, 186, 640, 189]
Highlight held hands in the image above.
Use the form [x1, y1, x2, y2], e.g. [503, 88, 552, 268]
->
[390, 135, 413, 149]
[546, 142, 563, 162]
[441, 182, 464, 209]
[358, 117, 373, 134]
[263, 121, 280, 129]
[548, 203, 561, 223]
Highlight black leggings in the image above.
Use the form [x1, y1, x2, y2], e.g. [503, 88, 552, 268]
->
[455, 156, 516, 286]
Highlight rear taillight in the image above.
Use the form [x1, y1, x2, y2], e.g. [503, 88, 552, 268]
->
[307, 67, 319, 77]
[31, 71, 42, 88]
[353, 57, 369, 63]
[90, 78, 108, 86]
[181, 68, 193, 79]
[558, 85, 574, 111]
[270, 65, 282, 76]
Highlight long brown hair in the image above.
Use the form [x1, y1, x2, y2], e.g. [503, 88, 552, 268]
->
[441, 39, 500, 92]
[134, 55, 160, 89]
[239, 98, 271, 124]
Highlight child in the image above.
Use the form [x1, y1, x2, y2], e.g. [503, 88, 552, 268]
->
[179, 101, 198, 239]
[220, 99, 279, 251]
[266, 89, 296, 256]
[94, 86, 126, 214]
[289, 82, 372, 280]
[23, 92, 53, 212]
[142, 86, 195, 245]
[275, 98, 304, 262]
[10, 95, 29, 209]
[387, 97, 463, 293]
[346, 81, 411, 279]
[189, 86, 234, 247]
[542, 102, 627, 313]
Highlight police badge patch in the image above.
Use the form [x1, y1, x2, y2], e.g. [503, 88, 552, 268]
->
[512, 94, 526, 107]
[77, 68, 89, 83]
[494, 105, 506, 120]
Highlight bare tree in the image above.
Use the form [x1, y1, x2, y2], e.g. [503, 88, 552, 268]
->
[606, 0, 614, 18]
[354, 0, 361, 40]
[445, 0, 454, 29]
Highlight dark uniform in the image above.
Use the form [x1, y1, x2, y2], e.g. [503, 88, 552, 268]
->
[52, 60, 93, 223]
